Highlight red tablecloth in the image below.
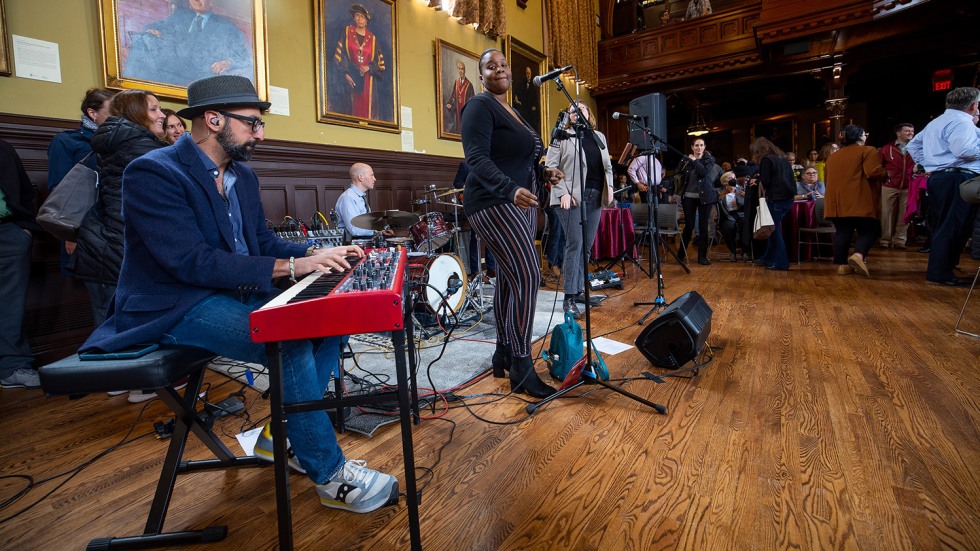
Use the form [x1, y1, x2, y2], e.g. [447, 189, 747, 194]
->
[784, 200, 817, 262]
[591, 207, 638, 259]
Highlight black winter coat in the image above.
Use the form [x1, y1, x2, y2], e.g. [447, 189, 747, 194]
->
[71, 116, 166, 284]
[675, 151, 723, 204]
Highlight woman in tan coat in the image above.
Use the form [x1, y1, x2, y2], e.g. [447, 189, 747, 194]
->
[824, 124, 887, 276]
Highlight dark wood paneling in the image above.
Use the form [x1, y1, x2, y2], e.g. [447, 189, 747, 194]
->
[0, 114, 463, 365]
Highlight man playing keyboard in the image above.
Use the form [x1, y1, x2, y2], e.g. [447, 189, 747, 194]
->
[81, 75, 399, 514]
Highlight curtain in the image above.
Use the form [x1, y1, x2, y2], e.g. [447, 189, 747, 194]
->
[544, 0, 598, 87]
[451, 0, 507, 39]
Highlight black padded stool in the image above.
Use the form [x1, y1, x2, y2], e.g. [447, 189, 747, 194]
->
[39, 346, 262, 550]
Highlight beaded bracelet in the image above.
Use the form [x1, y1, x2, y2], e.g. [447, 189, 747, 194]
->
[289, 256, 297, 282]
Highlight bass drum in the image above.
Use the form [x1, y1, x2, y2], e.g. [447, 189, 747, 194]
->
[407, 253, 468, 314]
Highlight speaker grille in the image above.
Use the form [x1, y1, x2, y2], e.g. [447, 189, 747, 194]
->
[635, 291, 711, 368]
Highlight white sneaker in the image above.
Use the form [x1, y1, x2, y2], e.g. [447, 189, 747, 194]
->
[253, 422, 306, 474]
[316, 460, 398, 513]
[126, 380, 188, 403]
[0, 368, 41, 389]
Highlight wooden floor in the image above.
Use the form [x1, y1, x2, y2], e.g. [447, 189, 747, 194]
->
[2, 245, 979, 550]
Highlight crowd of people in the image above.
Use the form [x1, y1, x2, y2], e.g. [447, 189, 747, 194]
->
[1, 41, 977, 522]
[613, 87, 979, 285]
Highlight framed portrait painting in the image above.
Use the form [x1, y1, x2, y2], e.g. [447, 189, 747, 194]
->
[434, 39, 480, 141]
[98, 0, 268, 100]
[503, 36, 546, 139]
[0, 0, 10, 77]
[315, 0, 399, 133]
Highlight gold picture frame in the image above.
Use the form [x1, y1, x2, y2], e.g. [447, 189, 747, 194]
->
[503, 36, 547, 139]
[0, 0, 10, 77]
[98, 0, 269, 101]
[315, 0, 400, 133]
[434, 39, 480, 141]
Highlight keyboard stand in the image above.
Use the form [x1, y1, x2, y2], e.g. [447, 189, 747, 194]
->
[266, 299, 422, 551]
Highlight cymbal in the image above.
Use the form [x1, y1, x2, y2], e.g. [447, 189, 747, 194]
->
[434, 200, 462, 207]
[434, 189, 461, 198]
[351, 210, 420, 230]
[426, 186, 454, 194]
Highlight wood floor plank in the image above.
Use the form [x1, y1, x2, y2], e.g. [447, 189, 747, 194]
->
[1, 247, 978, 550]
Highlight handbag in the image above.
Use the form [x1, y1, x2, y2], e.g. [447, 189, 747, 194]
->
[960, 173, 980, 205]
[753, 184, 775, 240]
[37, 153, 98, 241]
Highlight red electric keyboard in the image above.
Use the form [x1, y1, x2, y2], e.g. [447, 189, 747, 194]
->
[249, 247, 407, 343]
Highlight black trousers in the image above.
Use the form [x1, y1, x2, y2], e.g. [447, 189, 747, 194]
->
[681, 196, 715, 258]
[828, 217, 880, 265]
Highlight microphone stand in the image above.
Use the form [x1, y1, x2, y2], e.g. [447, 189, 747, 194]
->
[627, 119, 691, 325]
[526, 77, 664, 416]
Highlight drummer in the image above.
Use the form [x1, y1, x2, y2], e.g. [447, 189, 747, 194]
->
[336, 162, 392, 243]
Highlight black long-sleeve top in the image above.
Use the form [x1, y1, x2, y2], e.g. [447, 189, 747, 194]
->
[461, 92, 543, 217]
[757, 154, 796, 202]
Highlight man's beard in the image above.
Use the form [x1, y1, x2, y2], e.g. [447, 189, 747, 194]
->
[216, 124, 257, 162]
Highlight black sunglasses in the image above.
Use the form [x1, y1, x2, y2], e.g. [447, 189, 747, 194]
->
[219, 111, 265, 132]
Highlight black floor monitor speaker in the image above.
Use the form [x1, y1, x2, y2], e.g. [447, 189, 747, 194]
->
[628, 93, 667, 152]
[635, 291, 712, 368]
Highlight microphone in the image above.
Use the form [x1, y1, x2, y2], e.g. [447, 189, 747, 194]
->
[446, 274, 462, 295]
[612, 112, 642, 121]
[550, 111, 570, 143]
[533, 65, 573, 86]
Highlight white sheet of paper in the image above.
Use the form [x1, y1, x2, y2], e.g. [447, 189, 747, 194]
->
[401, 130, 414, 152]
[13, 35, 61, 83]
[268, 85, 290, 116]
[400, 106, 413, 128]
[591, 337, 634, 356]
[236, 426, 263, 455]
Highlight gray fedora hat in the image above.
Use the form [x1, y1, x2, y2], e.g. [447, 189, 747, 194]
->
[177, 75, 271, 118]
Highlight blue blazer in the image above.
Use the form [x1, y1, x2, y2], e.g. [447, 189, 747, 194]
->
[82, 134, 307, 352]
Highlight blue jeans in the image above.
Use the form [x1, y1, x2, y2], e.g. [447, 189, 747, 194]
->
[545, 206, 565, 268]
[760, 198, 793, 269]
[160, 292, 344, 484]
[0, 223, 33, 378]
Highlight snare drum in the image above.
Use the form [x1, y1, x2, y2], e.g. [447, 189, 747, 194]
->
[410, 212, 452, 252]
[407, 253, 467, 313]
[385, 236, 415, 249]
[351, 233, 386, 250]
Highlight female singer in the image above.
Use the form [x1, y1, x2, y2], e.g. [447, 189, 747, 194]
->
[460, 48, 556, 398]
[546, 101, 614, 318]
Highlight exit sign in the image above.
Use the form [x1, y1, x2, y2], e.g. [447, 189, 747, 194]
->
[932, 69, 953, 92]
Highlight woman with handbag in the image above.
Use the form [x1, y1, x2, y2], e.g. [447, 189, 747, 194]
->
[45, 88, 115, 269]
[749, 137, 797, 271]
[675, 137, 723, 265]
[824, 124, 888, 276]
[71, 90, 168, 327]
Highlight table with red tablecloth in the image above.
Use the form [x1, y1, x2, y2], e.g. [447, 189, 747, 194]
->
[784, 200, 817, 262]
[590, 207, 638, 259]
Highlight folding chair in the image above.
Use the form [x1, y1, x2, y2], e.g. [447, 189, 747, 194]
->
[798, 198, 835, 263]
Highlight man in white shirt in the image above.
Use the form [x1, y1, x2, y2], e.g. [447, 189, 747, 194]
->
[906, 87, 980, 286]
[627, 153, 664, 204]
[335, 163, 379, 243]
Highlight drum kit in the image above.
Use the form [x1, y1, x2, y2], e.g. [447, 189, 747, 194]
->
[349, 184, 492, 322]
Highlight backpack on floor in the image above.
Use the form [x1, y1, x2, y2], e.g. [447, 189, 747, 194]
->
[542, 312, 584, 381]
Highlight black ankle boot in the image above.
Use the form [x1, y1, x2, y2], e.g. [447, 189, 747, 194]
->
[491, 343, 511, 378]
[509, 355, 556, 398]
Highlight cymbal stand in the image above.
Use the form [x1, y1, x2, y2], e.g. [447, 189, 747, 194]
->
[463, 233, 493, 315]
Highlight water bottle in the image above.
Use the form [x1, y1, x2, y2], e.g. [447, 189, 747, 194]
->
[328, 208, 339, 230]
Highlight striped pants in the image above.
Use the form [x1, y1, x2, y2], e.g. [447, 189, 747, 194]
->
[468, 202, 540, 357]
